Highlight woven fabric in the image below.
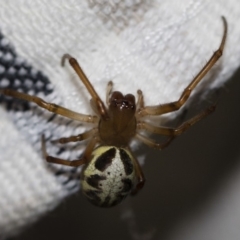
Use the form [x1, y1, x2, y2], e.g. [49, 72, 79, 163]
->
[0, 0, 240, 238]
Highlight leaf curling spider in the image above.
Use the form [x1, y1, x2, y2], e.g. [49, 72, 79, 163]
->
[0, 17, 227, 207]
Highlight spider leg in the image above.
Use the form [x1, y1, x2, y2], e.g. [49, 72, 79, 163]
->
[137, 104, 216, 136]
[0, 89, 98, 123]
[135, 133, 175, 150]
[106, 81, 113, 106]
[62, 54, 109, 120]
[137, 17, 227, 118]
[51, 128, 98, 144]
[136, 90, 144, 111]
[126, 147, 145, 195]
[42, 134, 98, 167]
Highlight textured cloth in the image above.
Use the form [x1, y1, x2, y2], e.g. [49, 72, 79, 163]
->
[0, 0, 240, 238]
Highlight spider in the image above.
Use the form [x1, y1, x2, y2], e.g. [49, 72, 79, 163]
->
[0, 17, 227, 207]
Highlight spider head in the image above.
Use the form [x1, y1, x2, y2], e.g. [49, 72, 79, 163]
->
[98, 91, 137, 146]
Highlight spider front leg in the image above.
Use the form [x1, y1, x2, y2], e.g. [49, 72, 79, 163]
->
[0, 89, 98, 123]
[137, 16, 227, 118]
[42, 134, 98, 167]
[62, 54, 109, 120]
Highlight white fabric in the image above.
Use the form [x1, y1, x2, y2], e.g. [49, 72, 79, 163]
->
[0, 0, 240, 238]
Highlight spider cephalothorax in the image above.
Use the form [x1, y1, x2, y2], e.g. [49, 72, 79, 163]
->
[0, 17, 227, 207]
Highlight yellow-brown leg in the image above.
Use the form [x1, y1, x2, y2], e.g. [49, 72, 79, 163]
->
[137, 17, 227, 118]
[51, 128, 98, 144]
[126, 147, 145, 195]
[136, 90, 144, 112]
[106, 81, 113, 106]
[137, 104, 216, 136]
[42, 134, 99, 167]
[135, 133, 175, 150]
[62, 54, 109, 120]
[0, 89, 98, 123]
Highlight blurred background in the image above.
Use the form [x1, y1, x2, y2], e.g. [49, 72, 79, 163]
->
[11, 68, 240, 240]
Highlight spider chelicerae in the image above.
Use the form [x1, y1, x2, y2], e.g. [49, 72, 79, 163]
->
[0, 17, 227, 207]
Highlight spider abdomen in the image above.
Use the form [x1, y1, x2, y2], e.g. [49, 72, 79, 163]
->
[81, 146, 137, 207]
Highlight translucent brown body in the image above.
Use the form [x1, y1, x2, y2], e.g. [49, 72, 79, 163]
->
[99, 92, 136, 147]
[0, 17, 227, 206]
